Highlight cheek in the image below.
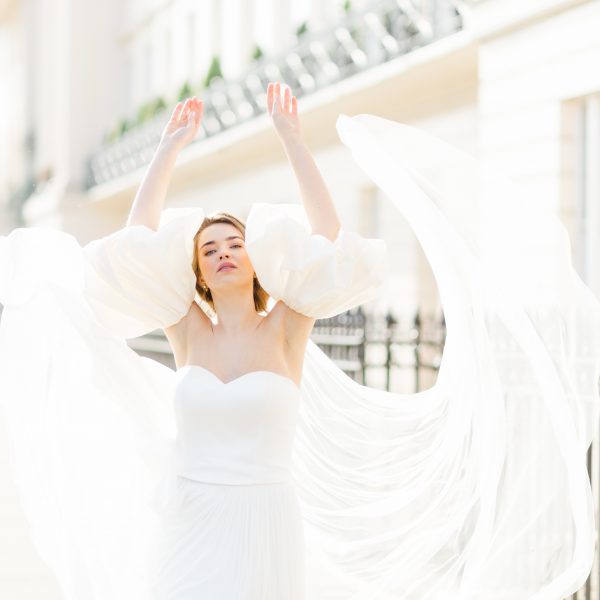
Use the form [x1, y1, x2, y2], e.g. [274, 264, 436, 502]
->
[198, 253, 210, 274]
[241, 253, 254, 271]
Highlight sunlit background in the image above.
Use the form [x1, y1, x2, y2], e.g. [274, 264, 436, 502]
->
[1, 0, 599, 597]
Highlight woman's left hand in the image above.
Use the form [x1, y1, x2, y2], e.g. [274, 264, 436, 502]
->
[267, 82, 302, 143]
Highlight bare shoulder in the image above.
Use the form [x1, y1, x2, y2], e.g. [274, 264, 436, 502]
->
[163, 302, 212, 367]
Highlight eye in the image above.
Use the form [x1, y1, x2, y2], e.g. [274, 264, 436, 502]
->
[204, 244, 243, 256]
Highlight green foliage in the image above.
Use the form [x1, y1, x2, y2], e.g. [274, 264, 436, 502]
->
[136, 96, 167, 124]
[251, 44, 264, 61]
[203, 56, 223, 87]
[103, 118, 131, 143]
[343, 0, 352, 12]
[118, 118, 132, 136]
[177, 81, 194, 101]
[296, 21, 308, 37]
[104, 128, 116, 144]
[105, 66, 213, 144]
[137, 102, 154, 124]
[152, 96, 167, 113]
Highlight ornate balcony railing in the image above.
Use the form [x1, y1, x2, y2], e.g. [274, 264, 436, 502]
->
[86, 0, 463, 189]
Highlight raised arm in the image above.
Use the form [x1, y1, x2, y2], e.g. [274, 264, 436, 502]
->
[267, 82, 341, 242]
[126, 97, 203, 230]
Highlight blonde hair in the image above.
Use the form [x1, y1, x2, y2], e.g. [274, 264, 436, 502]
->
[192, 212, 269, 314]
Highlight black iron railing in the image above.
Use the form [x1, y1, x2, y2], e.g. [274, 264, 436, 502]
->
[86, 0, 463, 188]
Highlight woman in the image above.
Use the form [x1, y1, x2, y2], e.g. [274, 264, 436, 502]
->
[1, 81, 599, 599]
[138, 83, 364, 598]
[137, 83, 336, 393]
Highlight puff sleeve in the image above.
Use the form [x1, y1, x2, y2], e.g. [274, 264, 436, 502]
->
[244, 202, 387, 319]
[81, 206, 206, 339]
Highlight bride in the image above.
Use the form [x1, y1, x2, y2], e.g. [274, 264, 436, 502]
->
[145, 82, 345, 598]
[0, 80, 599, 600]
[153, 83, 328, 391]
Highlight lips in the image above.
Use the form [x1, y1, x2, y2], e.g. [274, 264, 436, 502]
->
[218, 262, 237, 272]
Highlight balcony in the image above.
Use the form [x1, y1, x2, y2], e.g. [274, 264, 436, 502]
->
[86, 0, 463, 189]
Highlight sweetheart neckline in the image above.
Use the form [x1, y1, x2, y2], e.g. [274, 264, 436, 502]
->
[177, 364, 301, 392]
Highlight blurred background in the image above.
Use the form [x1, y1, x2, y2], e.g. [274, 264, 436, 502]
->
[0, 0, 599, 597]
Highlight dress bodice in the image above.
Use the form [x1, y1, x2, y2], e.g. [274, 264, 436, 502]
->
[173, 365, 301, 485]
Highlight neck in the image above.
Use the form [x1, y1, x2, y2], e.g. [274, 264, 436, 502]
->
[211, 288, 262, 335]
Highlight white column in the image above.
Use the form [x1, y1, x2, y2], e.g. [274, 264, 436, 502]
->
[309, 0, 335, 31]
[195, 0, 215, 84]
[34, 0, 60, 190]
[237, 0, 254, 73]
[220, 0, 254, 79]
[24, 0, 121, 224]
[132, 37, 145, 111]
[211, 0, 222, 61]
[581, 95, 600, 600]
[186, 9, 198, 83]
[266, 0, 292, 55]
[155, 15, 172, 96]
[582, 94, 600, 297]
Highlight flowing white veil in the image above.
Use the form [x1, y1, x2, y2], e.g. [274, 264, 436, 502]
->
[291, 114, 600, 599]
[0, 113, 598, 599]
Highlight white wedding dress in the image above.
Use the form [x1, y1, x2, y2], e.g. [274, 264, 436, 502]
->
[1, 114, 599, 600]
[150, 366, 306, 599]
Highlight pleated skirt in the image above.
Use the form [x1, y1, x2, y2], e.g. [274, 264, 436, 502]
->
[149, 475, 307, 600]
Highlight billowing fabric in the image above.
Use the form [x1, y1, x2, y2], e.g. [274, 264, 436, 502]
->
[0, 112, 598, 600]
[82, 206, 206, 339]
[244, 201, 387, 318]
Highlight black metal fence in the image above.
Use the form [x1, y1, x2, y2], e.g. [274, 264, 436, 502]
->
[86, 0, 463, 188]
[312, 305, 446, 392]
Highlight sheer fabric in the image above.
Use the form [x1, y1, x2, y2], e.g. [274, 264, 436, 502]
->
[0, 113, 598, 600]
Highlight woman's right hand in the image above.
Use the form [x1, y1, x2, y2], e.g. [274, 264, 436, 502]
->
[159, 97, 204, 151]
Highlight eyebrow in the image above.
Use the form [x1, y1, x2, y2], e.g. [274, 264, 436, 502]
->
[200, 235, 244, 249]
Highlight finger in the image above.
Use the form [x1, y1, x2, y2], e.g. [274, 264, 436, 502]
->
[267, 82, 273, 114]
[291, 95, 298, 116]
[274, 82, 281, 112]
[181, 98, 192, 120]
[271, 82, 279, 114]
[283, 86, 291, 112]
[195, 100, 203, 127]
[170, 102, 184, 122]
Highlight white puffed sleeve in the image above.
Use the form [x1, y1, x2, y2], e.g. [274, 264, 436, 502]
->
[82, 206, 206, 339]
[244, 202, 387, 319]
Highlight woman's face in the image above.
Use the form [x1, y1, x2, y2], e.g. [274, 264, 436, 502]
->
[197, 223, 255, 293]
